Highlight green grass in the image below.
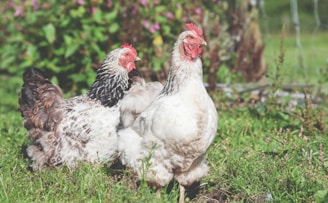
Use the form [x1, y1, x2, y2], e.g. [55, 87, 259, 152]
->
[1, 33, 328, 202]
[198, 104, 328, 202]
[263, 32, 328, 87]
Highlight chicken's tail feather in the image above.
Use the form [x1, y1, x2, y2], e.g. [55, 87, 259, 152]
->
[19, 68, 64, 133]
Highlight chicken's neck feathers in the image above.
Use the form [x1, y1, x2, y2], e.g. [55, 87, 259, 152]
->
[161, 42, 203, 95]
[87, 62, 129, 107]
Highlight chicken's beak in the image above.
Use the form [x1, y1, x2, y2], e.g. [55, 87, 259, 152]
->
[134, 56, 141, 61]
[201, 39, 207, 46]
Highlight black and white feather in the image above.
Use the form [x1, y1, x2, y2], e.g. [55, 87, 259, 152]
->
[19, 46, 138, 170]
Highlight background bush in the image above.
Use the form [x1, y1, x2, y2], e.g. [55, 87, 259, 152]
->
[0, 0, 326, 95]
[0, 0, 235, 94]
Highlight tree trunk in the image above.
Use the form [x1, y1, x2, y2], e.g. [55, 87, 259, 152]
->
[229, 0, 267, 82]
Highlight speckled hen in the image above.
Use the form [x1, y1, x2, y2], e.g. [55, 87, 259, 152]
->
[19, 44, 140, 170]
[117, 24, 218, 203]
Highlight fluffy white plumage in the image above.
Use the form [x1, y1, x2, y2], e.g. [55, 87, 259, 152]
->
[118, 24, 218, 202]
[28, 95, 121, 169]
[120, 74, 163, 128]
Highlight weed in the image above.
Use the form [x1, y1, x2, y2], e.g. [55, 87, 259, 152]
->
[293, 89, 326, 134]
[265, 26, 287, 115]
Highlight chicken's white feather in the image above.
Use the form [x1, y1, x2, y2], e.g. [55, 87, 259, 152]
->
[118, 26, 218, 193]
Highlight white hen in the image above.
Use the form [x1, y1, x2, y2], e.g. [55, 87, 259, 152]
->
[118, 24, 218, 202]
[120, 70, 163, 128]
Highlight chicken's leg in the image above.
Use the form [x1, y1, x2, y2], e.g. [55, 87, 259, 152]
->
[179, 184, 185, 203]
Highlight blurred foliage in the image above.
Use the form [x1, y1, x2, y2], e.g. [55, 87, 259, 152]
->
[1, 0, 321, 95]
[0, 0, 236, 94]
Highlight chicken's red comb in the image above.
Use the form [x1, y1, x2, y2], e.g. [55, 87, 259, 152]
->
[121, 43, 137, 56]
[185, 23, 203, 37]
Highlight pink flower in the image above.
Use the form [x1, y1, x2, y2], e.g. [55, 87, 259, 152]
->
[132, 7, 139, 15]
[195, 7, 202, 15]
[14, 5, 23, 17]
[7, 1, 14, 9]
[139, 0, 149, 6]
[107, 0, 112, 8]
[149, 26, 156, 33]
[165, 12, 174, 20]
[143, 20, 150, 28]
[77, 0, 85, 5]
[91, 6, 97, 16]
[32, 0, 39, 10]
[144, 20, 160, 33]
[265, 137, 270, 143]
[154, 0, 159, 5]
[176, 3, 181, 8]
[149, 22, 160, 33]
[152, 22, 160, 30]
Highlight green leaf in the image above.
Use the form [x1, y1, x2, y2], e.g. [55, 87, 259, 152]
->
[162, 25, 171, 35]
[93, 9, 102, 23]
[50, 76, 59, 86]
[52, 47, 65, 56]
[152, 58, 162, 72]
[175, 7, 183, 19]
[69, 6, 85, 18]
[65, 44, 79, 58]
[86, 69, 97, 86]
[78, 6, 86, 15]
[64, 35, 73, 45]
[19, 60, 33, 69]
[38, 40, 48, 47]
[91, 44, 101, 55]
[314, 190, 328, 203]
[93, 28, 106, 42]
[42, 23, 56, 44]
[104, 11, 117, 21]
[98, 52, 106, 61]
[26, 44, 38, 62]
[59, 18, 71, 27]
[0, 56, 15, 70]
[155, 15, 167, 23]
[47, 59, 61, 73]
[26, 12, 37, 24]
[154, 5, 166, 13]
[277, 111, 289, 121]
[108, 23, 119, 34]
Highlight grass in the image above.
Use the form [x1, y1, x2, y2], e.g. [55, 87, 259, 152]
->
[1, 33, 328, 202]
[263, 32, 328, 87]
